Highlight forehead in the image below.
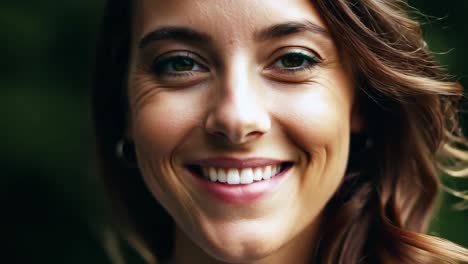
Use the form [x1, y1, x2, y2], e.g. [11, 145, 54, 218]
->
[132, 0, 327, 43]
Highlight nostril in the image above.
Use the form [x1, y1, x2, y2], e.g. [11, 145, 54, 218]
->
[247, 131, 263, 138]
[212, 131, 229, 140]
[204, 110, 271, 144]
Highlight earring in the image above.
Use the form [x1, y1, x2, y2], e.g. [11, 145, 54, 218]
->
[115, 139, 137, 166]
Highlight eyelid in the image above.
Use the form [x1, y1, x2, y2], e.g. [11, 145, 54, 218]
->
[152, 50, 209, 69]
[266, 47, 321, 69]
[264, 47, 321, 70]
[274, 47, 321, 61]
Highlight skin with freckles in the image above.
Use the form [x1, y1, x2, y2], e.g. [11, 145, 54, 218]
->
[127, 0, 363, 263]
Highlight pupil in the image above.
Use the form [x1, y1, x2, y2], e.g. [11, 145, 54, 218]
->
[173, 58, 194, 71]
[282, 55, 303, 68]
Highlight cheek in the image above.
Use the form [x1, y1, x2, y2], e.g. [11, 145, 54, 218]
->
[129, 92, 206, 219]
[275, 89, 351, 151]
[131, 91, 204, 157]
[130, 91, 205, 200]
[274, 84, 352, 198]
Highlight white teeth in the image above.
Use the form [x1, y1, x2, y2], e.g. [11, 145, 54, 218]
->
[263, 166, 272, 180]
[275, 165, 281, 175]
[218, 169, 227, 183]
[209, 167, 217, 182]
[227, 169, 240, 184]
[253, 167, 263, 181]
[240, 168, 254, 184]
[198, 164, 286, 184]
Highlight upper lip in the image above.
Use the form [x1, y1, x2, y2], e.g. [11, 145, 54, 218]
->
[188, 157, 287, 169]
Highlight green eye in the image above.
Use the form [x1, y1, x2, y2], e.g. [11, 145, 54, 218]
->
[151, 55, 206, 76]
[171, 57, 195, 71]
[273, 52, 320, 70]
[280, 54, 307, 68]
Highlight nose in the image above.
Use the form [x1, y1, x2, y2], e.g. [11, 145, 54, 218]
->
[204, 63, 271, 144]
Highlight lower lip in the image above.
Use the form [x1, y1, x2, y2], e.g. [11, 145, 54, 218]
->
[188, 166, 292, 204]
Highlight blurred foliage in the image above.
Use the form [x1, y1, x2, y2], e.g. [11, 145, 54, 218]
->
[1, 0, 466, 263]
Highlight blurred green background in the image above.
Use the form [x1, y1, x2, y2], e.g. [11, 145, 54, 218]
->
[1, 1, 467, 263]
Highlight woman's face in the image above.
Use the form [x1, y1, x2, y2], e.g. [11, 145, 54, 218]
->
[128, 0, 361, 262]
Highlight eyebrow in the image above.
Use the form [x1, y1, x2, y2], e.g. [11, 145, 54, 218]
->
[255, 21, 330, 42]
[139, 26, 211, 49]
[138, 21, 330, 49]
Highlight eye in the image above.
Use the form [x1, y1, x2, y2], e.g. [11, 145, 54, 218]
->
[151, 52, 208, 78]
[263, 49, 322, 82]
[272, 52, 320, 71]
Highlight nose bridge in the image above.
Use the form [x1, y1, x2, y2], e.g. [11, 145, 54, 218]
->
[223, 56, 256, 121]
[205, 55, 270, 144]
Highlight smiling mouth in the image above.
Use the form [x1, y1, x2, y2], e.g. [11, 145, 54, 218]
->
[186, 162, 294, 185]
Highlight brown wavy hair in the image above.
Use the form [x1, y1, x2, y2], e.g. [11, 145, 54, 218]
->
[91, 0, 468, 263]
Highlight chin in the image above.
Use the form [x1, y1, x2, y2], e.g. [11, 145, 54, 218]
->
[203, 240, 277, 264]
[185, 220, 284, 263]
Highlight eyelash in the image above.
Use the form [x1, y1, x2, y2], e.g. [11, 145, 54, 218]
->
[150, 50, 321, 79]
[269, 51, 321, 73]
[151, 52, 208, 78]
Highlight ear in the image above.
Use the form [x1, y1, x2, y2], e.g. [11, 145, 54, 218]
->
[350, 97, 365, 133]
